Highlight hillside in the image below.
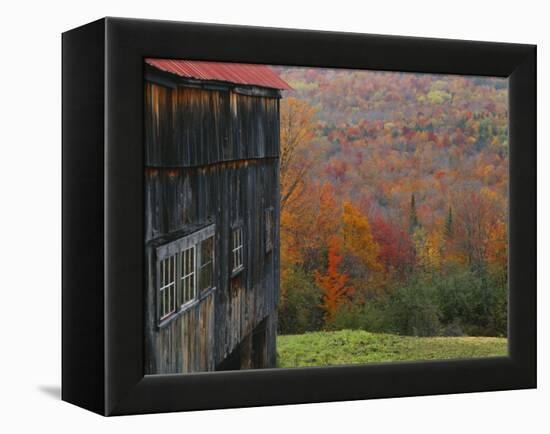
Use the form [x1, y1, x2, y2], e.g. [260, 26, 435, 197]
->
[274, 65, 509, 339]
[274, 66, 508, 236]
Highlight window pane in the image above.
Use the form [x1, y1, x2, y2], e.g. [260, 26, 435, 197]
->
[171, 286, 174, 311]
[170, 285, 174, 312]
[201, 264, 212, 291]
[184, 277, 188, 302]
[178, 246, 196, 306]
[185, 274, 189, 306]
[159, 254, 178, 320]
[198, 236, 214, 292]
[173, 255, 176, 277]
[201, 237, 213, 264]
[159, 228, 215, 322]
[231, 227, 244, 272]
[199, 267, 205, 291]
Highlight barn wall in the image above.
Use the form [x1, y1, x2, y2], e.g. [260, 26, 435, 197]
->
[145, 82, 280, 167]
[146, 290, 216, 374]
[145, 158, 279, 373]
[144, 80, 281, 375]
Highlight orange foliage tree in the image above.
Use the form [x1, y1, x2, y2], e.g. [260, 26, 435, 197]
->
[279, 179, 318, 302]
[315, 235, 353, 324]
[280, 97, 317, 210]
[342, 201, 381, 273]
[453, 189, 502, 273]
[315, 183, 341, 247]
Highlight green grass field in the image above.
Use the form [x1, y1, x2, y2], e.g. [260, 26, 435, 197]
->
[276, 329, 507, 368]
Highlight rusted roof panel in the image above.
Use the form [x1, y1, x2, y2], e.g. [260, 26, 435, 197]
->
[146, 58, 292, 90]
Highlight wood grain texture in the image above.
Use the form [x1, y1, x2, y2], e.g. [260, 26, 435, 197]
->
[145, 79, 280, 374]
[145, 82, 280, 167]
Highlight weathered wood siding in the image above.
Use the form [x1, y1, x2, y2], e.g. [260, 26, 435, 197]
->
[145, 80, 280, 375]
[145, 82, 280, 167]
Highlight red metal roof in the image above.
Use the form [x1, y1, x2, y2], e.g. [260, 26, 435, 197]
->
[146, 58, 292, 90]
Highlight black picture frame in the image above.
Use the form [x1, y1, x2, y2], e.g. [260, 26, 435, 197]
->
[62, 17, 536, 416]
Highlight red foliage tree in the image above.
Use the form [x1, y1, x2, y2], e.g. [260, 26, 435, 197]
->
[371, 214, 414, 276]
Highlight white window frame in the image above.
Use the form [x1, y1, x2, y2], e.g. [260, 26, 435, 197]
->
[231, 226, 244, 275]
[179, 245, 196, 309]
[156, 224, 215, 326]
[159, 255, 177, 321]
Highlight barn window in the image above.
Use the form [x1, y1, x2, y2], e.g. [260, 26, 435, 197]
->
[265, 207, 274, 253]
[179, 246, 196, 306]
[199, 236, 214, 292]
[156, 224, 216, 326]
[159, 255, 177, 320]
[232, 226, 244, 274]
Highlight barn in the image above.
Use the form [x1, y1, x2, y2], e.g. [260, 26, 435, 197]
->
[144, 59, 291, 374]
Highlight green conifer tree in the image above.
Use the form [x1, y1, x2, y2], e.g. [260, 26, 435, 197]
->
[409, 193, 419, 234]
[444, 206, 453, 239]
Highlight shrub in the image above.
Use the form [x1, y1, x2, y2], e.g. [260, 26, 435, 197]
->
[332, 301, 390, 333]
[387, 277, 442, 336]
[436, 266, 507, 337]
[436, 267, 486, 327]
[441, 321, 465, 337]
[278, 268, 324, 334]
[486, 276, 508, 337]
[331, 277, 443, 336]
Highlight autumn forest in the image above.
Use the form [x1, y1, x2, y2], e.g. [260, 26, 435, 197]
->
[274, 66, 509, 345]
